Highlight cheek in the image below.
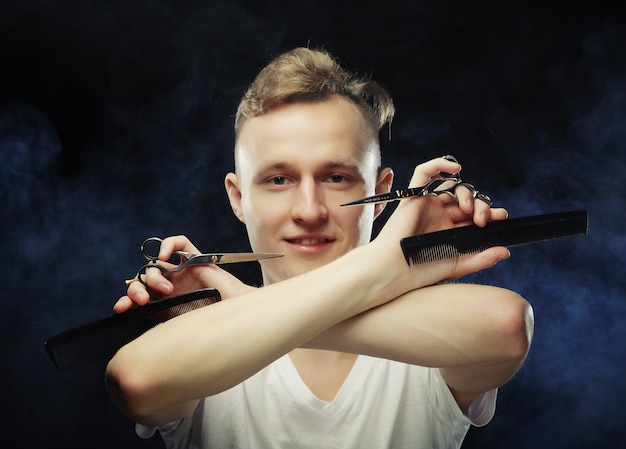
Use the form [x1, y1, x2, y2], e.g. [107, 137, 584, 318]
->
[241, 193, 284, 236]
[340, 205, 376, 246]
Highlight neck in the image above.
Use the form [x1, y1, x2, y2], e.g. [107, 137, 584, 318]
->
[288, 349, 358, 402]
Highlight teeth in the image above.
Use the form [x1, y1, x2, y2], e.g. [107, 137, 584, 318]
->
[292, 238, 329, 245]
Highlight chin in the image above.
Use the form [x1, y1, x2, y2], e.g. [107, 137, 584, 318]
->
[264, 258, 331, 284]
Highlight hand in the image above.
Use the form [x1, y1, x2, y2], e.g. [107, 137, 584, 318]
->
[373, 157, 510, 281]
[398, 156, 507, 234]
[113, 235, 253, 314]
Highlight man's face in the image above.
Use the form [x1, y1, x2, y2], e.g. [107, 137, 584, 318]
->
[226, 95, 392, 285]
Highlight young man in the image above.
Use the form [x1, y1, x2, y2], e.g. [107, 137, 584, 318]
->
[106, 47, 533, 448]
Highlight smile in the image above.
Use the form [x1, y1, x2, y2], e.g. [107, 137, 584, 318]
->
[287, 238, 332, 245]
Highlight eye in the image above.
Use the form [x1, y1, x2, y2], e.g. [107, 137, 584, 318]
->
[326, 174, 347, 183]
[270, 176, 288, 185]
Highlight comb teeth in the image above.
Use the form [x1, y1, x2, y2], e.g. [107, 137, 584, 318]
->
[402, 238, 497, 265]
[45, 288, 221, 371]
[400, 210, 588, 266]
[46, 316, 157, 371]
[148, 297, 220, 322]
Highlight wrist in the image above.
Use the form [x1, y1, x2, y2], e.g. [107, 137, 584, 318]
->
[338, 242, 413, 310]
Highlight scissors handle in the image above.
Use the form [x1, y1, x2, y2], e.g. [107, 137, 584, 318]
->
[125, 261, 187, 286]
[125, 237, 283, 285]
[141, 237, 193, 262]
[340, 154, 476, 206]
[340, 156, 492, 207]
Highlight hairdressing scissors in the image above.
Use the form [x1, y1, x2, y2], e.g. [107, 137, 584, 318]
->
[125, 237, 283, 285]
[340, 155, 492, 207]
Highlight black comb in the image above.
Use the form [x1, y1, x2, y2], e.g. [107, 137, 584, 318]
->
[45, 288, 221, 371]
[400, 210, 588, 265]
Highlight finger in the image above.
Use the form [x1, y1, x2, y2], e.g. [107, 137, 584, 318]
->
[490, 207, 508, 221]
[443, 203, 476, 226]
[112, 295, 134, 314]
[444, 202, 508, 228]
[416, 245, 510, 284]
[452, 183, 500, 227]
[409, 156, 461, 188]
[454, 183, 478, 214]
[436, 192, 461, 208]
[474, 200, 492, 227]
[453, 246, 511, 279]
[475, 192, 493, 207]
[127, 280, 152, 305]
[158, 235, 200, 261]
[143, 265, 174, 295]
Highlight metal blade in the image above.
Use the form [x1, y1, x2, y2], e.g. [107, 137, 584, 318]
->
[211, 253, 283, 264]
[341, 191, 400, 206]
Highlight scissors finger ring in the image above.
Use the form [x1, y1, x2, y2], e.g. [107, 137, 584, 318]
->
[457, 182, 493, 207]
[475, 191, 493, 206]
[125, 262, 170, 286]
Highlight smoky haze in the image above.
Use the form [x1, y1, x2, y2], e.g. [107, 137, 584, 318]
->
[1, 1, 624, 448]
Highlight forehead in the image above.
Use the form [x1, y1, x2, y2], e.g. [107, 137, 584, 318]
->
[235, 95, 379, 174]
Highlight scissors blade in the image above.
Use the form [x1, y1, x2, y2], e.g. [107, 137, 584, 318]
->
[124, 252, 283, 285]
[191, 253, 284, 264]
[340, 187, 426, 206]
[340, 174, 463, 207]
[340, 192, 400, 206]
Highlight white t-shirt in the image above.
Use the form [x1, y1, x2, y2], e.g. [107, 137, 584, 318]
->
[137, 354, 497, 449]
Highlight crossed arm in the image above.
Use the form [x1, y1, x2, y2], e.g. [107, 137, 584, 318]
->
[105, 159, 533, 426]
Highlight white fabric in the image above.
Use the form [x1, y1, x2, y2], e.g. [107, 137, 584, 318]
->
[137, 354, 497, 449]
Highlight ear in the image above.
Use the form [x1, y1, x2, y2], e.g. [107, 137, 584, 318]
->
[373, 167, 394, 219]
[224, 172, 245, 223]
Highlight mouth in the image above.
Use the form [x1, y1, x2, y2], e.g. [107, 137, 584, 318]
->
[286, 238, 333, 245]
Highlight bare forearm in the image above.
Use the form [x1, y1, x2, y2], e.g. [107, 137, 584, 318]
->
[304, 282, 533, 392]
[106, 245, 510, 423]
[106, 244, 409, 422]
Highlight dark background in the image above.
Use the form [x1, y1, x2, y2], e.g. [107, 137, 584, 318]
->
[1, 1, 624, 448]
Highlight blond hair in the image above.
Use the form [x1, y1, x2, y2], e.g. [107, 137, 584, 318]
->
[234, 47, 395, 139]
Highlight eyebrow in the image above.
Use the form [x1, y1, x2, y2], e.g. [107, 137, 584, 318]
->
[256, 158, 363, 172]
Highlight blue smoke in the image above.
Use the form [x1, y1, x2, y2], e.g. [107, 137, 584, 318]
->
[1, 1, 624, 448]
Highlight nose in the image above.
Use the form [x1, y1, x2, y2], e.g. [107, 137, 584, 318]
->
[291, 179, 328, 224]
